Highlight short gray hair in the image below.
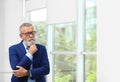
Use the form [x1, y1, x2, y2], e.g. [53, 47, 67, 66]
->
[19, 23, 33, 33]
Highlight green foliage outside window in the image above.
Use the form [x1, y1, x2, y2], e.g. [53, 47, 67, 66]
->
[32, 22, 47, 46]
[32, 22, 96, 82]
[54, 23, 77, 82]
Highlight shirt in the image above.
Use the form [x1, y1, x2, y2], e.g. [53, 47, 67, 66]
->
[23, 42, 35, 82]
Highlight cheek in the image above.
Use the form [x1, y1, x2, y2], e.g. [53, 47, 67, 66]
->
[24, 37, 29, 41]
[20, 35, 27, 41]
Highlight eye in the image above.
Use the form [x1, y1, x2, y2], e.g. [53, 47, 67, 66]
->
[22, 31, 36, 36]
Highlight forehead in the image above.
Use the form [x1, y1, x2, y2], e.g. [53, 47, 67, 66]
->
[21, 26, 34, 32]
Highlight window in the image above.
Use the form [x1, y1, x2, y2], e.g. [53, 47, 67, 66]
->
[85, 0, 97, 82]
[27, 9, 47, 46]
[25, 0, 97, 82]
[53, 23, 77, 82]
[54, 23, 77, 51]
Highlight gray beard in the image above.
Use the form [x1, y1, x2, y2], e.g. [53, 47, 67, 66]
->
[25, 39, 35, 47]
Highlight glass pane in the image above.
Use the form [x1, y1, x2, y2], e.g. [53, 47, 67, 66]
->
[28, 9, 47, 46]
[53, 54, 76, 82]
[85, 0, 96, 51]
[32, 22, 47, 46]
[54, 23, 77, 51]
[85, 0, 97, 82]
[85, 55, 96, 82]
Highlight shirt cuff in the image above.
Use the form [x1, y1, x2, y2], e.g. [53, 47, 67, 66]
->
[26, 52, 33, 60]
[29, 70, 32, 77]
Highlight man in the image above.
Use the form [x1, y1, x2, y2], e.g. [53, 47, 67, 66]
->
[9, 23, 50, 82]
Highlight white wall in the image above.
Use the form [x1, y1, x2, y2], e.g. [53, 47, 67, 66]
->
[0, 0, 24, 82]
[0, 0, 5, 81]
[97, 0, 120, 82]
[47, 0, 77, 24]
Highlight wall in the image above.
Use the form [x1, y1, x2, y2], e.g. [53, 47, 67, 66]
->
[97, 0, 120, 82]
[0, 0, 23, 82]
[0, 0, 5, 81]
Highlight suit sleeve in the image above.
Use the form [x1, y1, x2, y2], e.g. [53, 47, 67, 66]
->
[9, 46, 32, 70]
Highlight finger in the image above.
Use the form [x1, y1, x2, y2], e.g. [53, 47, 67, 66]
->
[14, 74, 20, 78]
[13, 70, 18, 73]
[16, 66, 22, 69]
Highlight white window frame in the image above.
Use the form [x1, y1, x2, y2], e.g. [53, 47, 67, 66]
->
[24, 0, 97, 82]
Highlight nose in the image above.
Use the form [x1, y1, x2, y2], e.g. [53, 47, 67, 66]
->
[29, 33, 34, 38]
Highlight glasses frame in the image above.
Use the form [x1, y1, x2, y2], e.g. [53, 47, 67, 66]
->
[21, 31, 36, 36]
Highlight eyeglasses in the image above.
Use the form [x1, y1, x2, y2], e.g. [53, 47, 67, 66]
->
[21, 31, 36, 36]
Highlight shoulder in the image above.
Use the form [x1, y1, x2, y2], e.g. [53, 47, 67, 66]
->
[36, 44, 46, 48]
[9, 43, 19, 49]
[9, 41, 23, 50]
[36, 44, 47, 50]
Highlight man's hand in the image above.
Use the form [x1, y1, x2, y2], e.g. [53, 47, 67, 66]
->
[13, 66, 29, 78]
[28, 44, 38, 55]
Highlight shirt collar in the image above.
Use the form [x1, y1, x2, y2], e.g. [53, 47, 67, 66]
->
[22, 41, 28, 50]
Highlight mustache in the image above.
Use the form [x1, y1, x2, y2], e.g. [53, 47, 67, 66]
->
[29, 39, 35, 42]
[29, 39, 35, 44]
[26, 39, 35, 47]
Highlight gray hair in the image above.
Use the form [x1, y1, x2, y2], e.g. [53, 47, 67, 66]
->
[19, 23, 33, 33]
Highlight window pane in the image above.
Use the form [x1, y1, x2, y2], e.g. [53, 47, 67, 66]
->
[32, 22, 47, 46]
[85, 55, 96, 82]
[53, 54, 76, 82]
[54, 23, 77, 51]
[85, 0, 96, 51]
[53, 23, 77, 82]
[28, 9, 47, 46]
[85, 0, 97, 82]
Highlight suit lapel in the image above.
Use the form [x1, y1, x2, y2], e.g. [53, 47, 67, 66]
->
[17, 41, 27, 59]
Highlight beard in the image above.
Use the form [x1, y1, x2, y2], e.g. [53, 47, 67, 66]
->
[25, 39, 35, 47]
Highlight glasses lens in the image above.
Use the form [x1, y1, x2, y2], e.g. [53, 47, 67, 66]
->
[22, 31, 36, 36]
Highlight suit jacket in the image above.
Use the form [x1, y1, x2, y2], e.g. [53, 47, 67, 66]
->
[9, 41, 50, 82]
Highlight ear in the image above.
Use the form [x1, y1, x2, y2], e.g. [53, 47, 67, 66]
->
[19, 34, 22, 38]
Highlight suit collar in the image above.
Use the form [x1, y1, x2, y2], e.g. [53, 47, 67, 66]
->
[18, 40, 27, 53]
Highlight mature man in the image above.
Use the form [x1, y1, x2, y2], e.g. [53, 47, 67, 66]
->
[9, 23, 50, 82]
